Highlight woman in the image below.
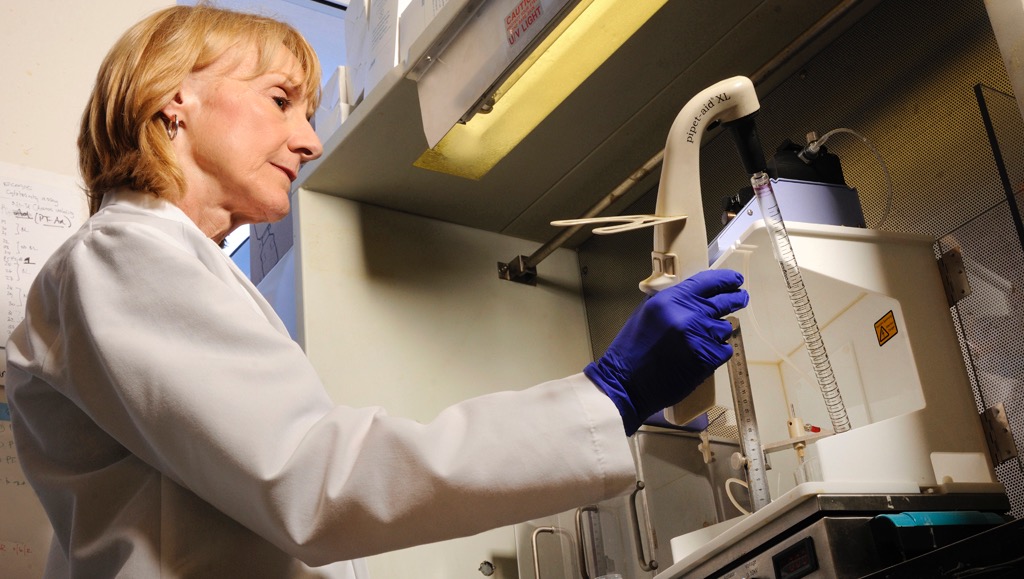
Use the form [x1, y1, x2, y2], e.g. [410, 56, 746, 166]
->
[5, 5, 748, 578]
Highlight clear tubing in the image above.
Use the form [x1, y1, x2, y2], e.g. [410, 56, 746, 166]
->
[800, 127, 893, 229]
[751, 171, 851, 433]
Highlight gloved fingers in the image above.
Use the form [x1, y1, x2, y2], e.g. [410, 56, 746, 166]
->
[706, 340, 735, 368]
[677, 269, 744, 298]
[703, 289, 750, 318]
[707, 317, 735, 343]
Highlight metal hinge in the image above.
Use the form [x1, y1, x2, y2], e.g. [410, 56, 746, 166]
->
[497, 256, 537, 285]
[981, 403, 1019, 466]
[938, 246, 971, 307]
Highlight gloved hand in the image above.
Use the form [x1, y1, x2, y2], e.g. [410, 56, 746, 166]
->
[585, 269, 749, 435]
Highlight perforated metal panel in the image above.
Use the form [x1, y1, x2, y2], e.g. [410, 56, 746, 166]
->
[578, 0, 1024, 517]
[950, 84, 1024, 517]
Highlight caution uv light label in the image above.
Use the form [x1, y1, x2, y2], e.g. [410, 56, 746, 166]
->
[506, 0, 543, 46]
[875, 310, 898, 347]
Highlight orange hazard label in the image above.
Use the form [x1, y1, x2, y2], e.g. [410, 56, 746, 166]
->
[874, 310, 898, 346]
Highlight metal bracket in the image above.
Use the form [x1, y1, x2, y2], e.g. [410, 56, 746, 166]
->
[498, 256, 537, 285]
[628, 482, 658, 572]
[937, 246, 971, 307]
[405, 0, 490, 81]
[981, 403, 1019, 466]
[575, 506, 600, 579]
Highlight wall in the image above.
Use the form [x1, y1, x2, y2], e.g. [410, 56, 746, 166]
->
[293, 188, 593, 578]
[0, 1, 172, 175]
[0, 2, 172, 576]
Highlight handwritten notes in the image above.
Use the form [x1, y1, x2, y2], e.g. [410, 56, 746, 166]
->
[1, 163, 87, 387]
[0, 161, 86, 577]
[2, 163, 86, 360]
[0, 403, 45, 575]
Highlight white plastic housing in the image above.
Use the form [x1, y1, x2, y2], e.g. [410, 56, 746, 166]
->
[710, 219, 999, 496]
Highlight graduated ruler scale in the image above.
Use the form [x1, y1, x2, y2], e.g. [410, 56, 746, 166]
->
[726, 316, 772, 512]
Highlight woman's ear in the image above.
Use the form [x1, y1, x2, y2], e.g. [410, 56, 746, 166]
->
[159, 91, 188, 140]
[160, 91, 186, 125]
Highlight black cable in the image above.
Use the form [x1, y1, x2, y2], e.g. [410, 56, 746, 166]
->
[949, 553, 1024, 577]
[307, 0, 346, 11]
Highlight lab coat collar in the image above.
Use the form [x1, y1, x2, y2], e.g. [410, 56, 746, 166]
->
[99, 189, 196, 228]
[96, 189, 288, 333]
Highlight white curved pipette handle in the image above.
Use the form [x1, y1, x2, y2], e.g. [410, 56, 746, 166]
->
[640, 76, 760, 296]
[643, 76, 761, 426]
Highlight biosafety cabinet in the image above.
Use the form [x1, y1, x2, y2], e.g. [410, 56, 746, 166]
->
[276, 0, 1024, 576]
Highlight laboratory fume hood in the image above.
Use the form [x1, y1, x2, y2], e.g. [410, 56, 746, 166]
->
[273, 0, 1024, 577]
[293, 0, 880, 248]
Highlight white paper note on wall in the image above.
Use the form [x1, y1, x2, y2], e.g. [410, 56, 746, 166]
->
[0, 161, 87, 578]
[1, 162, 87, 367]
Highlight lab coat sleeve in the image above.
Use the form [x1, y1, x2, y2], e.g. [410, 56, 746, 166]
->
[41, 220, 636, 565]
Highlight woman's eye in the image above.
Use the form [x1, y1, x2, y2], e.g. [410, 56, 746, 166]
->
[273, 96, 291, 110]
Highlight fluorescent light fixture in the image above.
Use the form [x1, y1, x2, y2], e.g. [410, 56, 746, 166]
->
[414, 0, 668, 180]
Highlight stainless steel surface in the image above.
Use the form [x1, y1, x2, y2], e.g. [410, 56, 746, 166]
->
[700, 516, 882, 579]
[658, 493, 1012, 579]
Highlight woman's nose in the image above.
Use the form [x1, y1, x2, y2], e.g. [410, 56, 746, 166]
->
[293, 117, 323, 162]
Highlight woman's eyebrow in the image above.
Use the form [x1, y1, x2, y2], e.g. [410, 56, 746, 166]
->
[278, 74, 306, 98]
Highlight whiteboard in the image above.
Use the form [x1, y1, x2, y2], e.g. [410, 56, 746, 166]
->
[0, 161, 87, 577]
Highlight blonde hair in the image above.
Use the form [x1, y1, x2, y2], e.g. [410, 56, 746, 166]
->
[78, 4, 321, 215]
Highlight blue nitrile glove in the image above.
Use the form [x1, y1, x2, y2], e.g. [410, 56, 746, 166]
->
[585, 269, 749, 435]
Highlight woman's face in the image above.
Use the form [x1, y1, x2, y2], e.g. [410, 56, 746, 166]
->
[170, 44, 322, 232]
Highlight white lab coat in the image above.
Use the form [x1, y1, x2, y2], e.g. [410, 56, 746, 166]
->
[5, 190, 637, 578]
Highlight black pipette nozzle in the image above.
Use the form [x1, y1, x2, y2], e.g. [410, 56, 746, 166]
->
[725, 112, 768, 176]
